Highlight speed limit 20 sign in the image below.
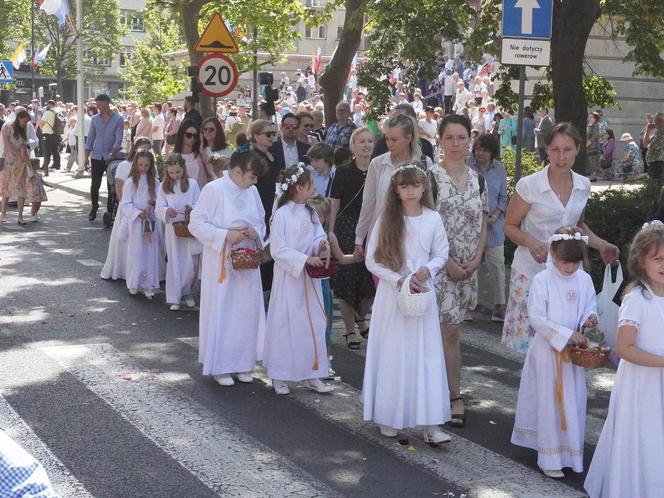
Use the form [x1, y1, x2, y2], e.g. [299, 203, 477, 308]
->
[197, 53, 239, 98]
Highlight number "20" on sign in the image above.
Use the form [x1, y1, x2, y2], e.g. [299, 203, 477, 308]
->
[198, 54, 239, 98]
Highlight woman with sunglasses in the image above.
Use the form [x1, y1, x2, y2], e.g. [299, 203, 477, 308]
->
[174, 119, 207, 188]
[200, 117, 232, 181]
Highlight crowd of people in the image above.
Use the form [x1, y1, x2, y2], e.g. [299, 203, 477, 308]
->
[3, 60, 664, 494]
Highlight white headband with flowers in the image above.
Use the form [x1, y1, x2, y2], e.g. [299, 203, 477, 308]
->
[391, 163, 421, 178]
[549, 232, 589, 244]
[275, 162, 306, 196]
[642, 220, 664, 230]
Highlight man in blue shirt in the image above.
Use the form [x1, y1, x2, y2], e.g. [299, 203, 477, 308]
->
[84, 94, 125, 221]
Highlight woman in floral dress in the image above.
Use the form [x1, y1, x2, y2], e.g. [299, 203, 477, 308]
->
[1, 109, 30, 224]
[433, 114, 488, 428]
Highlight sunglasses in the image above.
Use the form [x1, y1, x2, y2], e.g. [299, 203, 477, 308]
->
[282, 124, 299, 130]
[183, 132, 197, 139]
[260, 131, 277, 138]
[202, 127, 216, 132]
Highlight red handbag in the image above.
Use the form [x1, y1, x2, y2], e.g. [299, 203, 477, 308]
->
[305, 247, 338, 278]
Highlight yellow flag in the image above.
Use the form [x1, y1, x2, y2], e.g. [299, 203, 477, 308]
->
[10, 42, 27, 69]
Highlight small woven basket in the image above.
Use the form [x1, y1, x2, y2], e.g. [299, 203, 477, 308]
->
[172, 208, 192, 238]
[305, 245, 338, 278]
[568, 345, 611, 369]
[397, 273, 432, 317]
[231, 241, 262, 270]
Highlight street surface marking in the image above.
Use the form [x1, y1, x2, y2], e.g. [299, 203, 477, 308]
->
[40, 343, 338, 498]
[0, 395, 93, 498]
[176, 337, 583, 497]
[76, 259, 104, 267]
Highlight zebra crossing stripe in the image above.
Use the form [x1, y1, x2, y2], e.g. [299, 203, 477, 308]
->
[0, 395, 93, 498]
[39, 343, 338, 498]
[175, 337, 583, 497]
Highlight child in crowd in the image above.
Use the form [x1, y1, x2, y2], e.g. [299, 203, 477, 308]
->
[585, 221, 664, 497]
[363, 165, 452, 444]
[511, 226, 597, 479]
[263, 165, 334, 395]
[307, 142, 336, 197]
[121, 120, 132, 155]
[101, 136, 152, 281]
[188, 149, 267, 386]
[308, 195, 360, 369]
[156, 154, 201, 311]
[120, 149, 162, 298]
[27, 160, 47, 222]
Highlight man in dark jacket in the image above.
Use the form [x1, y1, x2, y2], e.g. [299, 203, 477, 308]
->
[269, 113, 310, 170]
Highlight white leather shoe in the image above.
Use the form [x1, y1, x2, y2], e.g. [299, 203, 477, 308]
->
[214, 374, 235, 386]
[540, 468, 564, 479]
[379, 425, 398, 438]
[169, 304, 180, 311]
[143, 289, 154, 299]
[273, 379, 290, 395]
[423, 425, 451, 444]
[236, 372, 253, 383]
[184, 297, 195, 308]
[128, 288, 138, 295]
[303, 378, 334, 393]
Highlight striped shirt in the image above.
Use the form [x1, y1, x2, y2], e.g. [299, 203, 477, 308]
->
[470, 158, 508, 247]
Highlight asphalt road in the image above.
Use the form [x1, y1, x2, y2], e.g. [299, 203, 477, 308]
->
[0, 176, 612, 497]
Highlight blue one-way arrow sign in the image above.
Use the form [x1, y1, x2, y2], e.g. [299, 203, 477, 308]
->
[502, 0, 553, 39]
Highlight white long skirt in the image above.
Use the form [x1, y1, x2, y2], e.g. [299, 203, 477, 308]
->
[584, 358, 664, 497]
[164, 225, 199, 304]
[362, 280, 451, 429]
[511, 334, 586, 472]
[100, 211, 127, 280]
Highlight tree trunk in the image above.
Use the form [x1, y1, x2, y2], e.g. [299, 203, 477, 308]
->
[180, 0, 212, 118]
[318, 0, 366, 127]
[550, 0, 600, 174]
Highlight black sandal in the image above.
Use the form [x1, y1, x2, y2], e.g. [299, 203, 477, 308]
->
[356, 318, 370, 339]
[343, 332, 361, 350]
[447, 396, 466, 428]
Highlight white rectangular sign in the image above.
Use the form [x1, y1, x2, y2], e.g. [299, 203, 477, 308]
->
[500, 37, 551, 66]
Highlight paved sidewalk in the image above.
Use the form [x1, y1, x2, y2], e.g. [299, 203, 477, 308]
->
[41, 164, 107, 201]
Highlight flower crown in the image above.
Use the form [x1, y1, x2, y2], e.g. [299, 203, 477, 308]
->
[549, 232, 589, 244]
[642, 220, 664, 230]
[391, 163, 421, 178]
[275, 162, 306, 196]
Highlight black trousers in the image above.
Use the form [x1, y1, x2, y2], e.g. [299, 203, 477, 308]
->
[90, 159, 111, 212]
[42, 133, 61, 171]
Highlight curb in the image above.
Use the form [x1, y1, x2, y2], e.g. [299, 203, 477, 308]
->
[43, 177, 107, 203]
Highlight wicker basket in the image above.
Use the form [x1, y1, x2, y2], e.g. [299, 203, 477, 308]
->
[231, 242, 262, 270]
[568, 345, 611, 369]
[305, 249, 338, 278]
[397, 273, 432, 317]
[172, 208, 192, 238]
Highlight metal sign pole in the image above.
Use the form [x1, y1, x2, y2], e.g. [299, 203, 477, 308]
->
[515, 66, 526, 182]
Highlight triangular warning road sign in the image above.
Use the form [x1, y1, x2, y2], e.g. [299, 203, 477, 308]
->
[195, 13, 239, 54]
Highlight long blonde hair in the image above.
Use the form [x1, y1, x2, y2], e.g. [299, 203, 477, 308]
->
[161, 153, 189, 194]
[624, 222, 664, 296]
[373, 165, 434, 271]
[129, 149, 157, 202]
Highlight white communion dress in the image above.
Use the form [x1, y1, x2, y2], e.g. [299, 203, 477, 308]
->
[188, 175, 267, 376]
[363, 208, 451, 429]
[511, 263, 597, 473]
[585, 285, 664, 497]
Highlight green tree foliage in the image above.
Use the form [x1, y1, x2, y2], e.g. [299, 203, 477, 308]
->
[357, 0, 474, 118]
[200, 0, 337, 74]
[0, 0, 30, 56]
[32, 0, 126, 91]
[118, 4, 189, 106]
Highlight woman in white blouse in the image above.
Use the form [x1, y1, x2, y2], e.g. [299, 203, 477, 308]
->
[501, 122, 619, 353]
[354, 113, 433, 256]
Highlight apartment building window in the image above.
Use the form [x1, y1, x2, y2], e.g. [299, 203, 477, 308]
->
[305, 25, 326, 39]
[119, 48, 133, 68]
[84, 49, 111, 67]
[305, 0, 324, 7]
[120, 10, 145, 33]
